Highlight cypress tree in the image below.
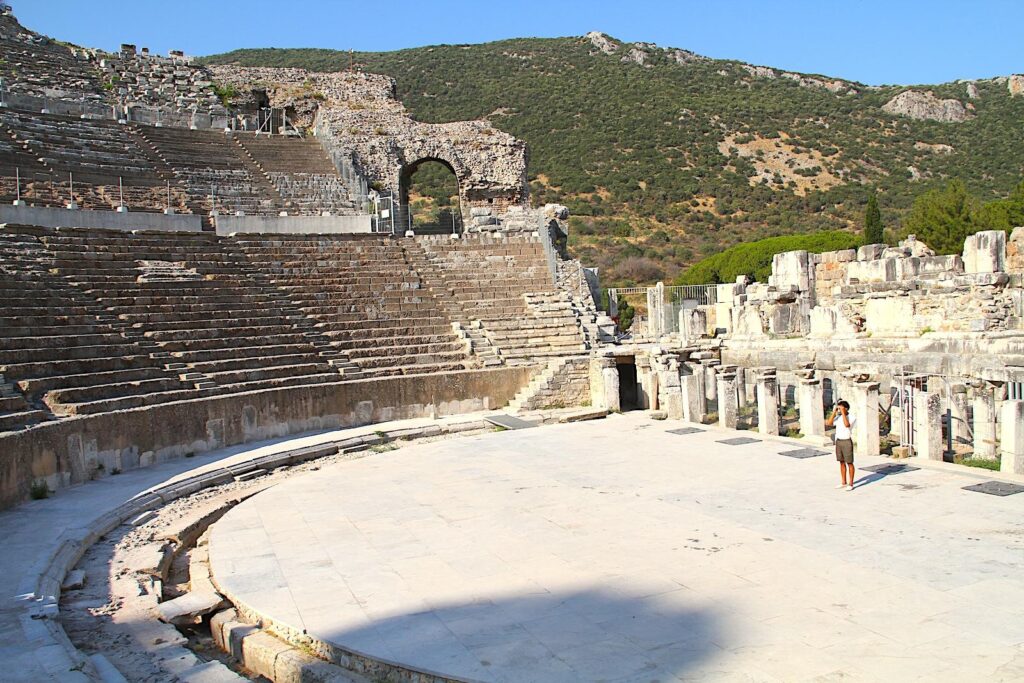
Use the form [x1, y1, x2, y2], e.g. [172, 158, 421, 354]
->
[864, 193, 883, 245]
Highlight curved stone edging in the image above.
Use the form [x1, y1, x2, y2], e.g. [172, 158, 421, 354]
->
[27, 417, 494, 682]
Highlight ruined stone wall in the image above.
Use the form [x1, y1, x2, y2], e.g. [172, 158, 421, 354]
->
[1008, 227, 1024, 273]
[718, 232, 1023, 341]
[211, 65, 529, 214]
[0, 366, 533, 510]
[99, 47, 227, 116]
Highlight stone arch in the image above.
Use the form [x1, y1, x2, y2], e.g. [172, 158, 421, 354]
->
[398, 156, 461, 209]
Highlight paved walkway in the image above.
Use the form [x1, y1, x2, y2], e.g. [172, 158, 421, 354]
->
[210, 414, 1024, 683]
[0, 413, 489, 683]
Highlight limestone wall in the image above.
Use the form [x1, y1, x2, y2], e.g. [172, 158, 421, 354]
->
[714, 231, 1023, 342]
[1008, 227, 1024, 273]
[0, 367, 534, 511]
[209, 65, 529, 212]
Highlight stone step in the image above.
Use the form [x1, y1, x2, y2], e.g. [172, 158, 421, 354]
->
[0, 409, 50, 431]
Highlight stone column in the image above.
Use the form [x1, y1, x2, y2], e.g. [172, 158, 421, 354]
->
[1000, 400, 1024, 475]
[889, 386, 903, 440]
[735, 367, 748, 409]
[716, 367, 739, 430]
[798, 377, 826, 440]
[646, 282, 665, 338]
[849, 381, 880, 458]
[702, 359, 720, 402]
[636, 356, 654, 410]
[972, 383, 997, 459]
[682, 362, 706, 424]
[913, 390, 943, 461]
[754, 367, 780, 436]
[659, 356, 683, 420]
[950, 384, 970, 447]
[599, 356, 620, 412]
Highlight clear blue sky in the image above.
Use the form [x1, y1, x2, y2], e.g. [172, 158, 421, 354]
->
[15, 0, 1023, 86]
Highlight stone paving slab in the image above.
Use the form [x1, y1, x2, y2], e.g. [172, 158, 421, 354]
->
[209, 413, 1024, 682]
[962, 480, 1024, 496]
[777, 447, 828, 459]
[665, 427, 705, 436]
[861, 463, 921, 475]
[0, 412, 494, 683]
[715, 436, 762, 445]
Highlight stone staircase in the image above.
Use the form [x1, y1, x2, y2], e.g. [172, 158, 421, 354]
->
[232, 234, 473, 378]
[506, 355, 591, 412]
[399, 239, 502, 366]
[230, 135, 287, 210]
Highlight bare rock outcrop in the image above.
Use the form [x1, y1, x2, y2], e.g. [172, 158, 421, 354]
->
[622, 48, 648, 66]
[585, 31, 619, 55]
[1009, 74, 1024, 97]
[781, 72, 856, 94]
[742, 65, 777, 79]
[882, 90, 972, 122]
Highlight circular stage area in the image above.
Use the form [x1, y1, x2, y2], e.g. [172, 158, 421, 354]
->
[208, 414, 1024, 682]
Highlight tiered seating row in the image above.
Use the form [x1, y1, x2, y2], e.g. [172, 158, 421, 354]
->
[36, 229, 342, 414]
[0, 227, 583, 431]
[0, 226, 187, 425]
[236, 133, 356, 215]
[231, 235, 473, 377]
[0, 109, 357, 216]
[414, 236, 586, 363]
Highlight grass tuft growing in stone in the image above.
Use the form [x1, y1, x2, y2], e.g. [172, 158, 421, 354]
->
[29, 480, 49, 500]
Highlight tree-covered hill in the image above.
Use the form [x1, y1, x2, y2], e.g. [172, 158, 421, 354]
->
[200, 35, 1024, 285]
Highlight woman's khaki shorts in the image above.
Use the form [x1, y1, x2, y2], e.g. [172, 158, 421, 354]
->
[835, 439, 854, 464]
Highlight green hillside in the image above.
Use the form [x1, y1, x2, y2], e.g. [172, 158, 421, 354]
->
[200, 36, 1024, 285]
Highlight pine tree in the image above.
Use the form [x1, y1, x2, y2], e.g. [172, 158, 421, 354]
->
[904, 180, 978, 254]
[864, 193, 883, 245]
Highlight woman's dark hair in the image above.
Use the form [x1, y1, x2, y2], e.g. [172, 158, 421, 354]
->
[837, 400, 851, 410]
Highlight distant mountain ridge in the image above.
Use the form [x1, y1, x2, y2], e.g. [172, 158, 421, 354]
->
[201, 33, 1024, 284]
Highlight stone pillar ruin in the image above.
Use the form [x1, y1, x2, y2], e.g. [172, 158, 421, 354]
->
[636, 356, 655, 410]
[950, 384, 970, 447]
[716, 367, 739, 430]
[798, 377, 826, 440]
[889, 387, 903, 440]
[753, 367, 780, 436]
[657, 355, 683, 420]
[913, 390, 943, 461]
[735, 368, 748, 409]
[594, 356, 620, 412]
[681, 308, 707, 343]
[702, 359, 720, 402]
[849, 381, 880, 458]
[646, 282, 665, 338]
[1000, 400, 1024, 475]
[681, 361, 706, 424]
[972, 383, 998, 459]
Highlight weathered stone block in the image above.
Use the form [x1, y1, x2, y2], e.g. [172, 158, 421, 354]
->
[963, 230, 1007, 274]
[1000, 400, 1024, 475]
[913, 391, 943, 461]
[857, 244, 886, 261]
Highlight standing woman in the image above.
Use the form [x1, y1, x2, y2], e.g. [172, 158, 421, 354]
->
[826, 400, 856, 491]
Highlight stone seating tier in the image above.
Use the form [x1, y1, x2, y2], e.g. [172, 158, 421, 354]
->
[1, 227, 580, 429]
[0, 13, 107, 99]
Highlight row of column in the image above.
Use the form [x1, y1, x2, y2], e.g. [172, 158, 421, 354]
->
[595, 353, 1023, 475]
[678, 361, 1024, 475]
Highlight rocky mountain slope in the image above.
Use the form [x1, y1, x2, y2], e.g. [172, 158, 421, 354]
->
[203, 33, 1024, 284]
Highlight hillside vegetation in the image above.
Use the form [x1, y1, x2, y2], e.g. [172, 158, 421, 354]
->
[201, 35, 1024, 285]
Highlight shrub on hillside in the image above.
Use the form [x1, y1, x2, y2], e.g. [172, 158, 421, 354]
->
[673, 231, 860, 285]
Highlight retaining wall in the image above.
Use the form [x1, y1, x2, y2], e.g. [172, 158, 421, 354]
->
[214, 213, 372, 235]
[0, 367, 534, 510]
[0, 204, 203, 231]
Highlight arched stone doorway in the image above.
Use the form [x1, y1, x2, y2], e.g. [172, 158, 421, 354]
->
[398, 158, 463, 235]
